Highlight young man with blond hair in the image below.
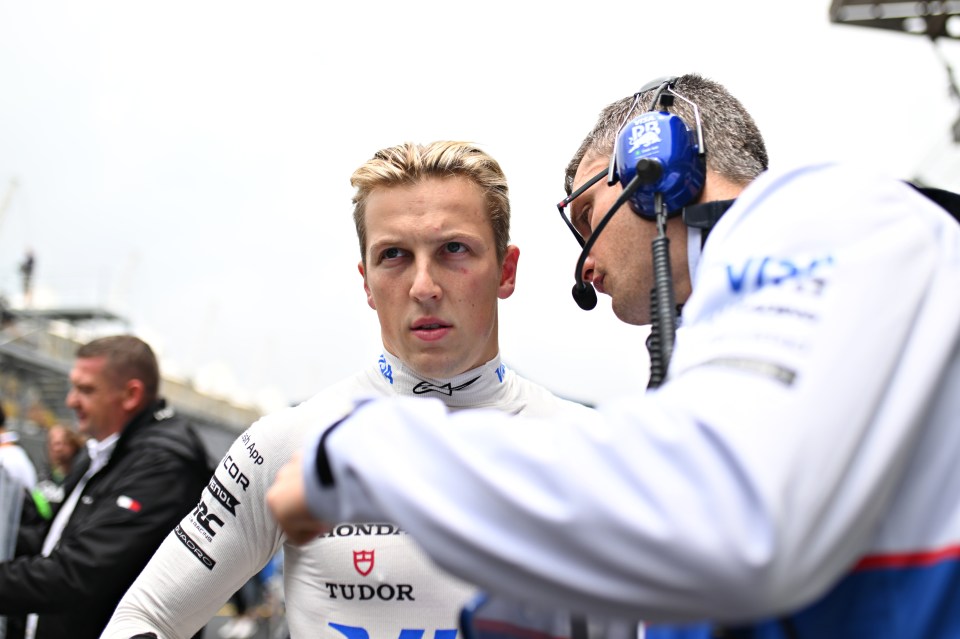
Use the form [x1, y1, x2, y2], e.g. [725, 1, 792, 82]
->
[104, 141, 593, 639]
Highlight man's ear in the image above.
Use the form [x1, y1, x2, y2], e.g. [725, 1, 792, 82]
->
[121, 379, 146, 412]
[497, 245, 520, 300]
[358, 262, 376, 310]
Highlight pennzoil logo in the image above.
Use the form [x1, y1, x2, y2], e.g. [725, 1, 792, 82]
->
[354, 549, 374, 576]
[207, 475, 240, 516]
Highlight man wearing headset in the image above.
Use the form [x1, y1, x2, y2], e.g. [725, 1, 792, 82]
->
[267, 74, 960, 637]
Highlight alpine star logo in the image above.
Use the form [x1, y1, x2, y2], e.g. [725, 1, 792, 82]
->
[354, 549, 374, 576]
[413, 375, 480, 396]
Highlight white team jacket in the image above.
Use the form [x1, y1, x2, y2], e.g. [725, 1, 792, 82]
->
[300, 163, 960, 637]
[102, 352, 595, 639]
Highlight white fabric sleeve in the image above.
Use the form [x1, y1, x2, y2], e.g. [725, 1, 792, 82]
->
[103, 383, 366, 639]
[302, 165, 960, 624]
[102, 417, 287, 639]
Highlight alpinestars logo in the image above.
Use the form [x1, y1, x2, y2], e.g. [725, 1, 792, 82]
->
[413, 375, 480, 396]
[354, 550, 374, 576]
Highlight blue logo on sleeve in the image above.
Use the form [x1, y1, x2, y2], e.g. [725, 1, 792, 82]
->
[495, 364, 506, 383]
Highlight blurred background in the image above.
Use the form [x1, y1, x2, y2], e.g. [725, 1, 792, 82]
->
[1, 0, 958, 422]
[2, 3, 958, 637]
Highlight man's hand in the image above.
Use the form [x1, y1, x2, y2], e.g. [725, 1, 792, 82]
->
[266, 452, 330, 544]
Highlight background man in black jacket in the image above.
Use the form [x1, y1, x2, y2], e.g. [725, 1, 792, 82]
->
[0, 335, 211, 639]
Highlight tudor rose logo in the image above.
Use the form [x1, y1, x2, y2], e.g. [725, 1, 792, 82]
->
[354, 549, 374, 576]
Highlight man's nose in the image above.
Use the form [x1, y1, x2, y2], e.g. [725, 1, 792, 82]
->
[581, 253, 597, 285]
[410, 262, 442, 301]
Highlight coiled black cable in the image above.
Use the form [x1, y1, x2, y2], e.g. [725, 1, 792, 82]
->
[646, 196, 678, 389]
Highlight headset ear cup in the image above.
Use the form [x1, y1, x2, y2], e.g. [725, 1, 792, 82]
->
[616, 110, 704, 219]
[615, 84, 706, 220]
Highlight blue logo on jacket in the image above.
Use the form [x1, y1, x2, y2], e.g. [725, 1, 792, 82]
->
[726, 254, 834, 294]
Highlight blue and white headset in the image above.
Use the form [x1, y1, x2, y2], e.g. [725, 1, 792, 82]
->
[610, 76, 707, 220]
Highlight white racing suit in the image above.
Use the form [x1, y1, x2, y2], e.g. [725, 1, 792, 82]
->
[102, 352, 595, 639]
[298, 163, 960, 637]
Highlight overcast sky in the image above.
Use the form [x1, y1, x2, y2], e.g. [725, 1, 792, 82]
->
[1, 1, 958, 412]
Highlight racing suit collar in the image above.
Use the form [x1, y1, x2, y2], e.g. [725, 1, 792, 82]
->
[376, 350, 509, 409]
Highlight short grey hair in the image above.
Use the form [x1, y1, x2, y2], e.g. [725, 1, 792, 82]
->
[565, 73, 768, 195]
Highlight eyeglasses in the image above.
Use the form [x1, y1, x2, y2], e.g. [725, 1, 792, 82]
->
[555, 77, 689, 247]
[553, 85, 654, 248]
[555, 168, 607, 248]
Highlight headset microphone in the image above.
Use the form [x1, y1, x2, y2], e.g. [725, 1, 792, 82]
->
[571, 281, 597, 310]
[570, 173, 646, 310]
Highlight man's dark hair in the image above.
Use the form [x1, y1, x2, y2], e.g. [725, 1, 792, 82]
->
[76, 335, 160, 404]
